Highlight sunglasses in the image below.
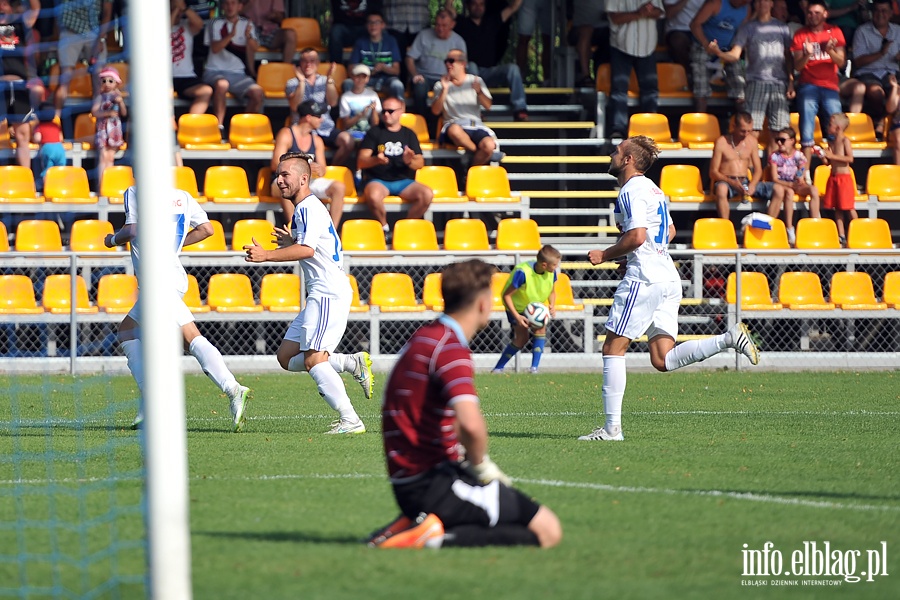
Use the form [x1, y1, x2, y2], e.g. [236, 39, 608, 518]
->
[444, 58, 459, 65]
[775, 137, 793, 143]
[100, 78, 117, 84]
[382, 108, 400, 114]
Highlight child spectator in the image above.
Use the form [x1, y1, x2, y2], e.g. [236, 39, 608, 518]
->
[821, 112, 856, 246]
[31, 103, 65, 192]
[492, 245, 561, 374]
[92, 66, 127, 189]
[768, 127, 821, 245]
[338, 64, 381, 166]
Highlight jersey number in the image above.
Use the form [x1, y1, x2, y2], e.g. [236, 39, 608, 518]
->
[328, 223, 340, 261]
[654, 204, 669, 244]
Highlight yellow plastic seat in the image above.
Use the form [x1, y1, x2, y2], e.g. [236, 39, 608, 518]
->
[595, 63, 638, 97]
[554, 272, 584, 311]
[185, 220, 226, 251]
[490, 272, 509, 310]
[232, 219, 277, 250]
[496, 218, 541, 251]
[73, 113, 97, 150]
[229, 113, 275, 150]
[844, 113, 886, 150]
[661, 164, 707, 202]
[0, 275, 44, 314]
[399, 113, 435, 151]
[678, 113, 720, 150]
[883, 272, 900, 308]
[342, 219, 387, 251]
[866, 164, 900, 201]
[0, 222, 7, 252]
[795, 218, 840, 250]
[790, 112, 825, 146]
[282, 17, 326, 52]
[627, 113, 683, 150]
[744, 219, 790, 249]
[422, 272, 444, 311]
[255, 166, 281, 204]
[42, 274, 99, 314]
[44, 166, 94, 203]
[348, 274, 368, 312]
[177, 113, 231, 150]
[260, 273, 301, 312]
[184, 274, 210, 313]
[778, 272, 835, 309]
[692, 218, 737, 249]
[466, 165, 517, 202]
[392, 219, 438, 251]
[204, 166, 257, 203]
[657, 63, 693, 99]
[15, 220, 62, 252]
[0, 166, 41, 202]
[70, 219, 115, 252]
[173, 166, 206, 202]
[415, 165, 463, 202]
[369, 273, 425, 312]
[726, 272, 783, 310]
[207, 273, 263, 312]
[813, 165, 866, 202]
[99, 165, 134, 204]
[847, 218, 892, 249]
[444, 218, 490, 251]
[257, 61, 296, 98]
[68, 68, 93, 99]
[97, 274, 138, 313]
[829, 272, 887, 310]
[317, 61, 347, 92]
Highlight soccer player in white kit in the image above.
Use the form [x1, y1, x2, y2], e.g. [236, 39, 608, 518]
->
[244, 152, 366, 434]
[104, 185, 251, 432]
[579, 136, 760, 442]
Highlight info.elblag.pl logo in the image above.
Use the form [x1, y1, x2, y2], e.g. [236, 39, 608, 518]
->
[741, 541, 889, 587]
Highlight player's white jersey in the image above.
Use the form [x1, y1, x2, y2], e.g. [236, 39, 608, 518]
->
[614, 175, 679, 284]
[292, 194, 352, 299]
[123, 186, 209, 295]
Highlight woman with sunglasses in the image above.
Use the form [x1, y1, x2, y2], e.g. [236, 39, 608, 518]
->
[768, 127, 821, 246]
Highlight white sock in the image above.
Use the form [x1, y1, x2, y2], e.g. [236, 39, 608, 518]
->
[602, 355, 626, 432]
[120, 339, 144, 396]
[328, 353, 355, 374]
[189, 336, 237, 394]
[663, 333, 729, 371]
[309, 362, 359, 422]
[287, 354, 307, 373]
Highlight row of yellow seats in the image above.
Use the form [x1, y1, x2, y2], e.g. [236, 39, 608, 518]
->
[343, 218, 541, 252]
[728, 271, 900, 310]
[663, 164, 900, 204]
[694, 217, 894, 251]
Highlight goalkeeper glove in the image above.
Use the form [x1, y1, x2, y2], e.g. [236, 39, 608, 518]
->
[470, 455, 512, 486]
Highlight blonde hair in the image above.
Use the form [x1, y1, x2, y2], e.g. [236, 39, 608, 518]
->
[537, 245, 562, 264]
[625, 136, 660, 172]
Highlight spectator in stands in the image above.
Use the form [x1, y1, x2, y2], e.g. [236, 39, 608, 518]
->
[822, 112, 856, 245]
[330, 0, 378, 64]
[689, 0, 751, 113]
[171, 0, 214, 116]
[572, 0, 609, 87]
[357, 96, 433, 239]
[710, 111, 764, 219]
[203, 0, 265, 131]
[851, 0, 900, 140]
[241, 0, 297, 63]
[53, 0, 113, 115]
[406, 9, 467, 134]
[339, 64, 381, 163]
[432, 49, 503, 166]
[825, 0, 868, 46]
[31, 103, 65, 192]
[0, 0, 43, 169]
[92, 66, 126, 190]
[886, 74, 900, 163]
[346, 9, 405, 98]
[384, 0, 432, 70]
[665, 0, 707, 85]
[271, 99, 347, 225]
[515, 0, 551, 86]
[606, 0, 665, 140]
[448, 0, 529, 122]
[711, 0, 794, 153]
[792, 0, 846, 163]
[286, 48, 356, 165]
[768, 127, 820, 245]
[773, 0, 803, 35]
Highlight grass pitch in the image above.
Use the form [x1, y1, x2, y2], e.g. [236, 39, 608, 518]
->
[2, 370, 899, 599]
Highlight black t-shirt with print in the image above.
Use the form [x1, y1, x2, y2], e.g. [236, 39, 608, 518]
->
[359, 123, 422, 182]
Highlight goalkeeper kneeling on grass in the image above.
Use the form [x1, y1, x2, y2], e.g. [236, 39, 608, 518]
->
[492, 245, 561, 374]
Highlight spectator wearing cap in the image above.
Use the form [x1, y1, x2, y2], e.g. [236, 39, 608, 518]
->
[346, 10, 405, 98]
[272, 99, 348, 225]
[339, 64, 382, 166]
[92, 66, 127, 189]
[241, 0, 297, 63]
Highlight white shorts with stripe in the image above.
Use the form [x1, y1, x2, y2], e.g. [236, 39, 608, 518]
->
[605, 279, 681, 341]
[284, 294, 351, 353]
[126, 292, 195, 328]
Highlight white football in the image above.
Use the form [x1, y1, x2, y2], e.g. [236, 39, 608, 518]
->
[524, 302, 550, 329]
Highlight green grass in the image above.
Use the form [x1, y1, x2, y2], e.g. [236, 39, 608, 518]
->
[2, 370, 900, 599]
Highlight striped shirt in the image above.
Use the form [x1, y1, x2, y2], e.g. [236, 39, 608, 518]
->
[607, 0, 665, 57]
[384, 0, 431, 34]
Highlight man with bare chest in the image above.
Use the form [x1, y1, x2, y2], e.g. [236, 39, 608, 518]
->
[709, 111, 764, 218]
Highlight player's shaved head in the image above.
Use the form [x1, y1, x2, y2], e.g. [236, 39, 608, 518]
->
[442, 259, 496, 314]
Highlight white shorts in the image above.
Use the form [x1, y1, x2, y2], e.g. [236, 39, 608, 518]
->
[605, 279, 681, 341]
[127, 292, 195, 329]
[284, 294, 350, 353]
[309, 177, 333, 200]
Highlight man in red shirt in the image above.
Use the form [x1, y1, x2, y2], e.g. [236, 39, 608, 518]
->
[791, 0, 847, 163]
[370, 259, 562, 549]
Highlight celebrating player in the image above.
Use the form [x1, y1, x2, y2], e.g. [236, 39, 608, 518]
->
[104, 186, 250, 432]
[244, 152, 368, 434]
[368, 259, 562, 549]
[579, 136, 760, 442]
[492, 244, 561, 374]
